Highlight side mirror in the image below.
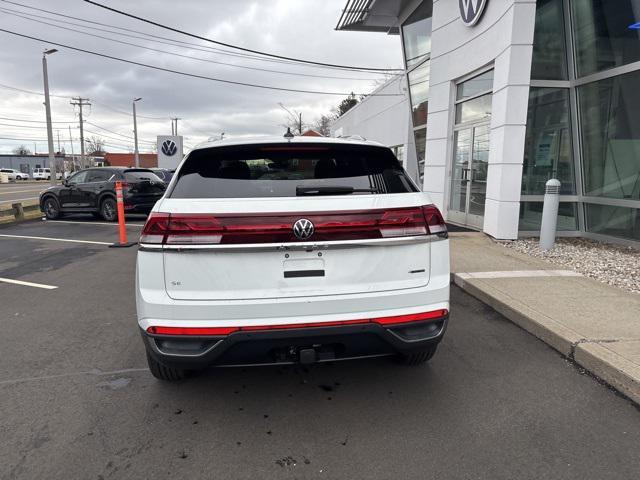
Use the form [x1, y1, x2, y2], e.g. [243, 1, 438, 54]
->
[62, 179, 69, 186]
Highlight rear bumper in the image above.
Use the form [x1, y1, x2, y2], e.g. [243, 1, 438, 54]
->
[141, 313, 448, 368]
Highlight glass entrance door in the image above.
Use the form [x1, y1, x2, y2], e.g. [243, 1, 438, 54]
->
[449, 124, 490, 229]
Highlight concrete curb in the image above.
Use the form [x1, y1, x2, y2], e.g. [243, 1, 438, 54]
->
[0, 201, 41, 225]
[453, 273, 640, 406]
[575, 342, 640, 406]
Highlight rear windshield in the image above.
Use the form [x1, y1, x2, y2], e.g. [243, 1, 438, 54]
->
[124, 170, 162, 182]
[169, 143, 417, 198]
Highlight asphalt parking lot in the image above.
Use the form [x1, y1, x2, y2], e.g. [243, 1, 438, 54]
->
[0, 182, 45, 207]
[1, 217, 640, 479]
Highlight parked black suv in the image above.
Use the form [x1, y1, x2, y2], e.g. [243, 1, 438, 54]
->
[39, 167, 166, 221]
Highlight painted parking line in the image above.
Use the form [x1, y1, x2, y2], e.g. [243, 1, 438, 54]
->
[45, 219, 145, 227]
[0, 233, 113, 246]
[456, 270, 582, 279]
[0, 277, 58, 290]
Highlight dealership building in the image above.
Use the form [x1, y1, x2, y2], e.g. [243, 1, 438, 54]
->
[332, 0, 640, 244]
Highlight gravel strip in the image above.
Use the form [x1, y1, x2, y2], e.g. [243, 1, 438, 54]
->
[499, 238, 640, 294]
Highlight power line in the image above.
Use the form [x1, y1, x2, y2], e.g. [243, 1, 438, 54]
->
[0, 83, 166, 121]
[0, 114, 76, 124]
[82, 0, 404, 73]
[2, 0, 370, 73]
[84, 121, 156, 145]
[0, 5, 382, 81]
[0, 28, 403, 97]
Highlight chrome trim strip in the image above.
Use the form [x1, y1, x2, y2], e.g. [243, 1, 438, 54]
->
[139, 235, 444, 252]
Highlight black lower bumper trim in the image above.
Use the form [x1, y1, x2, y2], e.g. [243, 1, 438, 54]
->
[141, 315, 448, 369]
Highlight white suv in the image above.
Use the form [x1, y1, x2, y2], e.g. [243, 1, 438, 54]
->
[0, 168, 29, 180]
[136, 136, 450, 380]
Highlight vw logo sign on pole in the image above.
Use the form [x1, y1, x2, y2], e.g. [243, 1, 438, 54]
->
[459, 0, 488, 27]
[292, 218, 315, 240]
[161, 139, 177, 157]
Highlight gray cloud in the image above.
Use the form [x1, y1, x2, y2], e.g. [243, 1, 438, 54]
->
[0, 0, 401, 154]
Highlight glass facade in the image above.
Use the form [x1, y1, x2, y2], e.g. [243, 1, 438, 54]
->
[519, 202, 578, 231]
[522, 88, 575, 195]
[402, 2, 432, 185]
[572, 0, 640, 77]
[586, 204, 640, 240]
[402, 2, 432, 68]
[408, 61, 429, 127]
[531, 0, 568, 80]
[523, 0, 640, 242]
[579, 70, 640, 200]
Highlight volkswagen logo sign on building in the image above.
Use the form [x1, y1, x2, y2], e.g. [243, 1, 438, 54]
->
[459, 0, 488, 26]
[292, 218, 314, 240]
[161, 139, 178, 157]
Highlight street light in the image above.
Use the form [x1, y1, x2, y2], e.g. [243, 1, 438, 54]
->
[42, 48, 58, 186]
[133, 97, 142, 167]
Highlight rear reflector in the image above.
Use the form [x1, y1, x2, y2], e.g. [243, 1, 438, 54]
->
[146, 309, 448, 336]
[140, 205, 447, 245]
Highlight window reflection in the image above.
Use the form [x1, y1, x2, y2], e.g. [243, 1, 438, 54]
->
[456, 70, 494, 100]
[572, 0, 640, 77]
[402, 2, 433, 68]
[455, 94, 492, 124]
[531, 0, 568, 80]
[579, 70, 640, 200]
[408, 62, 429, 127]
[586, 204, 640, 240]
[522, 88, 575, 195]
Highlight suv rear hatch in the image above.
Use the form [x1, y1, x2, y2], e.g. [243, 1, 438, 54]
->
[141, 142, 446, 301]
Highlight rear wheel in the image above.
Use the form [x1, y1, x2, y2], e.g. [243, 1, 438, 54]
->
[100, 197, 117, 222]
[397, 345, 438, 366]
[146, 351, 188, 381]
[42, 196, 61, 220]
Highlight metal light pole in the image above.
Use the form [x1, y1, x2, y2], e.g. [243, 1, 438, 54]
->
[42, 48, 58, 186]
[133, 97, 142, 167]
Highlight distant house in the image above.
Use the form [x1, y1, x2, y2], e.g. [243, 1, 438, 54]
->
[301, 129, 323, 137]
[103, 153, 157, 168]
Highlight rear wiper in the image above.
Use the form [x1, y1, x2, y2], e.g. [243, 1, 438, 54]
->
[296, 185, 378, 196]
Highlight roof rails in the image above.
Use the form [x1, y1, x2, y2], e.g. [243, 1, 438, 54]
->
[336, 134, 367, 142]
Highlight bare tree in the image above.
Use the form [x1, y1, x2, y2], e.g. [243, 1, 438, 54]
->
[85, 136, 106, 156]
[12, 145, 32, 155]
[313, 114, 333, 137]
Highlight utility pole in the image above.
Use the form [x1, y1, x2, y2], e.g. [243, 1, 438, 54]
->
[42, 48, 58, 186]
[171, 117, 180, 136]
[70, 96, 90, 169]
[68, 125, 75, 171]
[56, 130, 61, 153]
[133, 97, 142, 168]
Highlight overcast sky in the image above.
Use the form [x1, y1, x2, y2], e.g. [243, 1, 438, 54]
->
[0, 0, 402, 154]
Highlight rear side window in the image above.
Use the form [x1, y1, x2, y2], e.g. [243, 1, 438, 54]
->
[170, 143, 417, 198]
[124, 170, 162, 182]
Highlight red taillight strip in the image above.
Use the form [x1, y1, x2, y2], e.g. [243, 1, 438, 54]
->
[146, 309, 448, 336]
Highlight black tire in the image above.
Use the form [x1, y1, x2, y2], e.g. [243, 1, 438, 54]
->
[397, 345, 438, 366]
[100, 197, 118, 222]
[42, 196, 61, 220]
[146, 351, 187, 381]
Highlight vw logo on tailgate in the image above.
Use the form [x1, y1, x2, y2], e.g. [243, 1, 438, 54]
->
[161, 139, 178, 156]
[292, 218, 314, 240]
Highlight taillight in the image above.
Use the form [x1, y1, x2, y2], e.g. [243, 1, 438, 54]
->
[139, 206, 447, 245]
[146, 308, 448, 336]
[139, 212, 170, 244]
[422, 204, 448, 238]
